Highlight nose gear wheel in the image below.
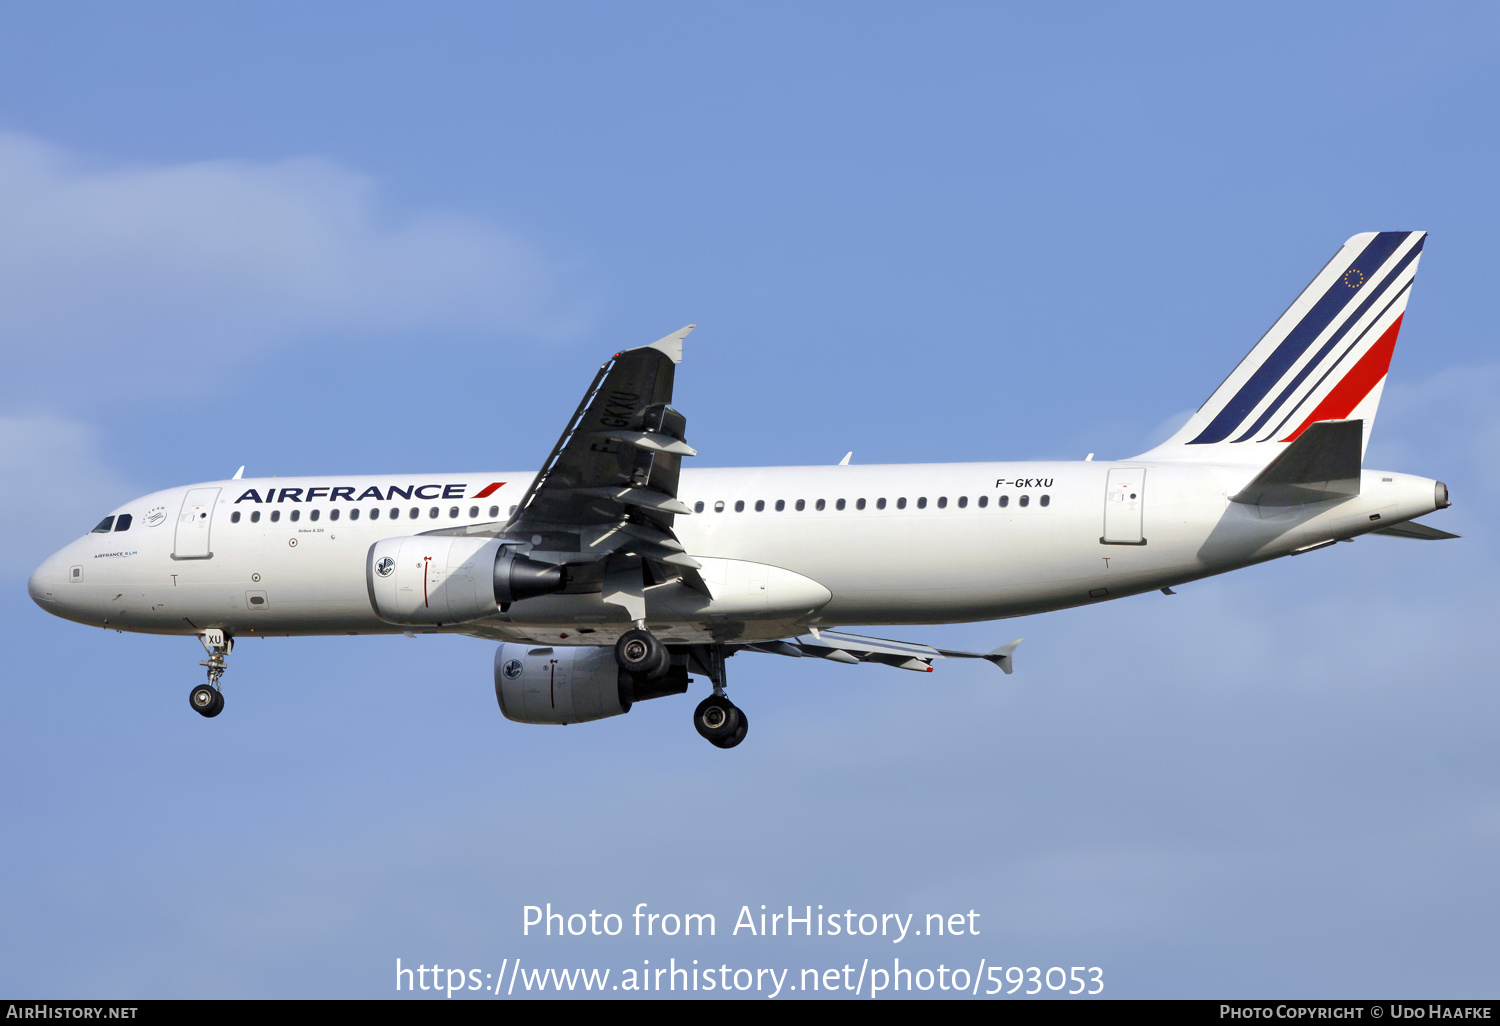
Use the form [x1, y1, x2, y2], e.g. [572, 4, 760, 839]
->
[189, 683, 224, 718]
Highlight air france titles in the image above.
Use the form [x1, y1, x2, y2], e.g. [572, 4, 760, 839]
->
[233, 483, 477, 504]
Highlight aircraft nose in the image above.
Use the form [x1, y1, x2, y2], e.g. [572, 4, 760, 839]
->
[27, 552, 65, 609]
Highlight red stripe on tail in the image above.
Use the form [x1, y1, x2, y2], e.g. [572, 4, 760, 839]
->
[1279, 314, 1403, 443]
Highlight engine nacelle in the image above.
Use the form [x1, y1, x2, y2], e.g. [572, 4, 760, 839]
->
[494, 643, 689, 725]
[367, 537, 564, 626]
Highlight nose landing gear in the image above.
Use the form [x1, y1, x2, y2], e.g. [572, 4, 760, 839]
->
[191, 629, 231, 719]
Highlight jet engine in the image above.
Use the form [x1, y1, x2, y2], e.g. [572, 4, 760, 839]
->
[366, 536, 565, 626]
[494, 643, 689, 725]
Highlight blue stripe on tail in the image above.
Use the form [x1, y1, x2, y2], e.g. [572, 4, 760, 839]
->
[1188, 231, 1411, 444]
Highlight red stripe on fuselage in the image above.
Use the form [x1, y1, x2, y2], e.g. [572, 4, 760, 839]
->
[473, 482, 507, 498]
[1279, 314, 1403, 443]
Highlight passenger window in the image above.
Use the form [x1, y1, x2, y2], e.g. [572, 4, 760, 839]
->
[509, 506, 517, 515]
[310, 509, 321, 522]
[714, 501, 725, 512]
[815, 499, 826, 511]
[350, 508, 360, 521]
[734, 500, 745, 512]
[294, 510, 304, 522]
[114, 514, 133, 531]
[999, 495, 1009, 508]
[429, 507, 439, 518]
[795, 499, 805, 511]
[369, 509, 380, 521]
[957, 496, 967, 508]
[230, 511, 241, 524]
[469, 506, 479, 518]
[91, 516, 115, 533]
[876, 498, 886, 509]
[775, 499, 785, 512]
[937, 497, 947, 509]
[857, 498, 867, 510]
[836, 498, 846, 510]
[329, 509, 340, 521]
[917, 497, 927, 509]
[694, 501, 704, 513]
[978, 496, 988, 508]
[490, 506, 500, 518]
[755, 499, 765, 512]
[1040, 494, 1050, 507]
[897, 497, 907, 509]
[251, 510, 261, 523]
[449, 507, 459, 518]
[1019, 495, 1030, 507]
[409, 508, 420, 519]
[271, 510, 281, 523]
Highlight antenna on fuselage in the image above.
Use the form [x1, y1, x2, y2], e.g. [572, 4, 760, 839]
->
[839, 452, 852, 466]
[232, 466, 244, 480]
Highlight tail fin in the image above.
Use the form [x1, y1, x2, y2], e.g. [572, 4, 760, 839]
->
[1138, 231, 1425, 464]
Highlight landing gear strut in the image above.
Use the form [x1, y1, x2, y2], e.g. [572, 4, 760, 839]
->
[687, 643, 748, 749]
[191, 629, 231, 719]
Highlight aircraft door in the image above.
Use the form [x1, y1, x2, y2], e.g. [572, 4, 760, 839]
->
[174, 487, 221, 559]
[1102, 468, 1146, 545]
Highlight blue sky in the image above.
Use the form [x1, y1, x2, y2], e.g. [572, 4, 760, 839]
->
[1, 2, 1496, 998]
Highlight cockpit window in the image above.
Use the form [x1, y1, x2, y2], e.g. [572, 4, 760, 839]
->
[91, 516, 115, 533]
[114, 514, 133, 532]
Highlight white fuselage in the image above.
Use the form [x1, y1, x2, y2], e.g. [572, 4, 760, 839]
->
[27, 461, 1444, 645]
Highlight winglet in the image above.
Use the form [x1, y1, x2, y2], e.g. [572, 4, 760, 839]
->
[984, 639, 1024, 674]
[646, 324, 695, 364]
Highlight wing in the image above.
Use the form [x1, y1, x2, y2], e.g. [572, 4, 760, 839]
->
[509, 325, 696, 546]
[431, 325, 705, 619]
[736, 630, 1024, 674]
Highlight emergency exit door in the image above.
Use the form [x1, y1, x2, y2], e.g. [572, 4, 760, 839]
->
[1102, 468, 1146, 545]
[173, 487, 220, 559]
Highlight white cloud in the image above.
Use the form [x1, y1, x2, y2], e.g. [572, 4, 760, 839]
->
[0, 413, 135, 575]
[0, 134, 578, 400]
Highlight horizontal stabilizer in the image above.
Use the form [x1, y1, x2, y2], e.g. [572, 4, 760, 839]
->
[1371, 519, 1460, 540]
[1231, 420, 1362, 506]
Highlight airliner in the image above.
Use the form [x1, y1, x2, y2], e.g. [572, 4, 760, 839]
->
[27, 231, 1455, 748]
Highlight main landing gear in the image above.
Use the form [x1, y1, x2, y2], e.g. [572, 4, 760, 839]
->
[691, 642, 746, 749]
[693, 694, 748, 749]
[190, 629, 231, 719]
[614, 630, 749, 750]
